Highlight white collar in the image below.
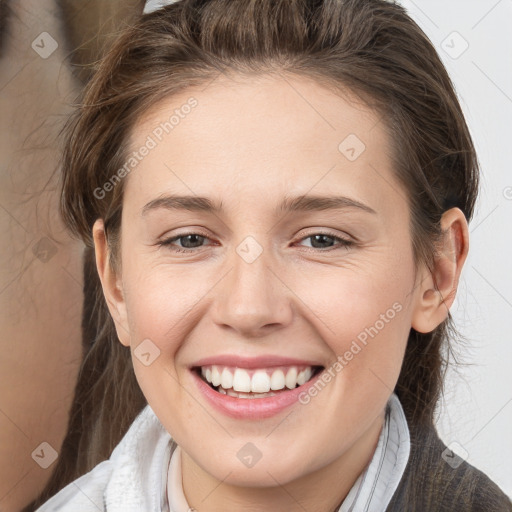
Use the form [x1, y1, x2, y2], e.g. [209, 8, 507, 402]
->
[167, 393, 410, 512]
[337, 393, 410, 511]
[35, 393, 409, 511]
[35, 403, 174, 511]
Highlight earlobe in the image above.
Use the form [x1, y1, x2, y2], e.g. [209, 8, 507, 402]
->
[92, 218, 131, 347]
[411, 207, 469, 334]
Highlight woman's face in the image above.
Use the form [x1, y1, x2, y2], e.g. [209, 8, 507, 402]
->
[95, 74, 429, 489]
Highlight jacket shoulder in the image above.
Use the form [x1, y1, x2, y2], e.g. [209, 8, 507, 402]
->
[386, 424, 512, 511]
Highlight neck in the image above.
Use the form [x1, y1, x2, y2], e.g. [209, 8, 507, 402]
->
[180, 410, 385, 512]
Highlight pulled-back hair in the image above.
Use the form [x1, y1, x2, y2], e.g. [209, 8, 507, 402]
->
[29, 0, 488, 508]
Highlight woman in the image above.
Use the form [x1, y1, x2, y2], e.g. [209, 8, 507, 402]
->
[33, 0, 512, 510]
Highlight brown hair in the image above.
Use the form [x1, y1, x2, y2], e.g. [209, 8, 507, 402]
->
[29, 0, 486, 507]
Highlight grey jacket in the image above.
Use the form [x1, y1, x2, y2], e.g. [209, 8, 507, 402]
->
[386, 422, 512, 511]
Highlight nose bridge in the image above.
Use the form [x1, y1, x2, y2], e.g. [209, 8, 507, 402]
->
[212, 234, 292, 335]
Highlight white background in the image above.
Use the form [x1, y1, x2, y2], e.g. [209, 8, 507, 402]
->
[397, 0, 512, 498]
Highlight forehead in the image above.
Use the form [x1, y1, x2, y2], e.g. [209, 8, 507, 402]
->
[124, 73, 403, 218]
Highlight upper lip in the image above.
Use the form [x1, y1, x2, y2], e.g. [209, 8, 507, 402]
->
[190, 354, 324, 369]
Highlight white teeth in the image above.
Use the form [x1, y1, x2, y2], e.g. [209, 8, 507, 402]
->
[200, 364, 317, 393]
[270, 369, 285, 390]
[285, 367, 298, 389]
[233, 368, 252, 392]
[297, 367, 312, 386]
[211, 366, 222, 386]
[221, 368, 233, 389]
[251, 370, 271, 393]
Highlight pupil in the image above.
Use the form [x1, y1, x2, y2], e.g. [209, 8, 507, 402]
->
[311, 234, 332, 248]
[183, 234, 203, 248]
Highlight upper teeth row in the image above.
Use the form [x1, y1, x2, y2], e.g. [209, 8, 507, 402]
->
[200, 365, 314, 393]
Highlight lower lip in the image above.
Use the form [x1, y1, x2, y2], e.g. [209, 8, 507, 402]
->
[190, 368, 324, 420]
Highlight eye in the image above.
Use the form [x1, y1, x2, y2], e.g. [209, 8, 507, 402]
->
[295, 232, 354, 251]
[158, 230, 354, 254]
[158, 232, 212, 253]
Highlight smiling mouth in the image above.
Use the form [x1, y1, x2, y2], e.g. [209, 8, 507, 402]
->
[193, 365, 324, 399]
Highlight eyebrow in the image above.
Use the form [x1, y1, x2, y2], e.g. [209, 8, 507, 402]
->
[141, 194, 377, 217]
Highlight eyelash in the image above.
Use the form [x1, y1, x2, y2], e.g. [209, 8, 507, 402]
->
[157, 231, 354, 254]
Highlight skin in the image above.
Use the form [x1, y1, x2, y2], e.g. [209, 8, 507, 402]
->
[93, 73, 469, 512]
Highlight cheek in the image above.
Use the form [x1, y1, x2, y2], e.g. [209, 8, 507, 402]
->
[123, 261, 204, 341]
[327, 302, 408, 390]
[300, 263, 408, 335]
[300, 262, 411, 385]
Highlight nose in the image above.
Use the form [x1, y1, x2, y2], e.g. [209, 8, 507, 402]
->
[210, 241, 293, 338]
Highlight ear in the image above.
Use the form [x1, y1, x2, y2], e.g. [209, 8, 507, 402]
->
[411, 207, 469, 334]
[92, 218, 131, 347]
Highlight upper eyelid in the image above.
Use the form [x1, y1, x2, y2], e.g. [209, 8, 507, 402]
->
[161, 226, 353, 240]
